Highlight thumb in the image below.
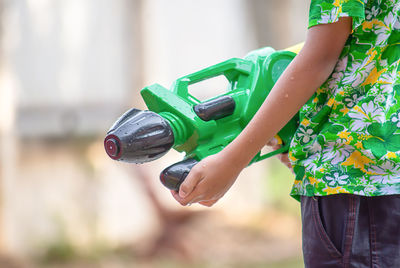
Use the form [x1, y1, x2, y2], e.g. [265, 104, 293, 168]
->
[179, 166, 202, 198]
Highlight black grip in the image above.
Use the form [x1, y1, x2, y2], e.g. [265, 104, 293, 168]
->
[160, 158, 199, 191]
[193, 95, 235, 121]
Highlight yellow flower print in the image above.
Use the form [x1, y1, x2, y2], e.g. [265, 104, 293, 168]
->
[341, 151, 373, 172]
[323, 186, 350, 195]
[362, 19, 388, 31]
[288, 151, 297, 162]
[340, 107, 350, 115]
[327, 98, 335, 107]
[301, 118, 311, 127]
[364, 49, 378, 66]
[355, 141, 363, 149]
[308, 177, 317, 186]
[338, 130, 350, 139]
[361, 67, 387, 86]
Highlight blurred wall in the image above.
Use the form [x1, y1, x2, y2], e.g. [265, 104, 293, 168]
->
[248, 0, 308, 49]
[10, 0, 137, 137]
[0, 0, 142, 256]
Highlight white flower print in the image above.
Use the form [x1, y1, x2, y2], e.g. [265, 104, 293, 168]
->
[374, 94, 385, 104]
[383, 11, 396, 30]
[302, 153, 321, 174]
[375, 22, 391, 45]
[359, 177, 369, 185]
[321, 142, 353, 165]
[394, 17, 400, 30]
[379, 69, 396, 94]
[366, 6, 379, 20]
[367, 160, 400, 184]
[380, 84, 393, 94]
[391, 112, 400, 127]
[369, 86, 379, 95]
[327, 57, 347, 89]
[302, 104, 311, 113]
[318, 9, 342, 24]
[348, 101, 385, 131]
[335, 56, 348, 72]
[302, 139, 322, 155]
[353, 189, 366, 195]
[377, 184, 399, 195]
[363, 185, 378, 195]
[342, 61, 375, 87]
[344, 93, 361, 108]
[309, 140, 322, 154]
[328, 72, 344, 89]
[325, 172, 349, 187]
[297, 126, 316, 144]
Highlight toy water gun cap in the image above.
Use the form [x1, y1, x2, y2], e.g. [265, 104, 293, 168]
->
[104, 108, 175, 163]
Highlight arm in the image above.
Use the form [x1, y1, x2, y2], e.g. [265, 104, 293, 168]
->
[172, 17, 353, 207]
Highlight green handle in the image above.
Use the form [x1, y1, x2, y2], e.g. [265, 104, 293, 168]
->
[172, 58, 253, 103]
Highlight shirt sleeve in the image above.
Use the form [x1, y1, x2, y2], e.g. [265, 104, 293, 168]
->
[308, 0, 366, 30]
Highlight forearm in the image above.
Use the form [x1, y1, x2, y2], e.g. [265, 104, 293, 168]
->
[173, 18, 353, 207]
[220, 18, 353, 170]
[221, 50, 336, 168]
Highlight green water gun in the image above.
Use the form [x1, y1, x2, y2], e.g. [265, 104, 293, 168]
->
[104, 44, 303, 190]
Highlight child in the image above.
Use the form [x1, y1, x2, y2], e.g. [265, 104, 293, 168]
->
[172, 0, 400, 267]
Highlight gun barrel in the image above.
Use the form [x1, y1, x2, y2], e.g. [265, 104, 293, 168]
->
[104, 108, 175, 163]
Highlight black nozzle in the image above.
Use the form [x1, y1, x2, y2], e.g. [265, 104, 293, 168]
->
[160, 158, 199, 191]
[104, 108, 174, 163]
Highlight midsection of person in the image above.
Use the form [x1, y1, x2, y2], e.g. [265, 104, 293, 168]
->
[289, 0, 400, 200]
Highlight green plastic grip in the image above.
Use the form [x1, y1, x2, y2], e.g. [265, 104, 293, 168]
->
[172, 58, 253, 103]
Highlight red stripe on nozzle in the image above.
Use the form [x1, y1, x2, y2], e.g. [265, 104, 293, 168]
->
[104, 135, 121, 159]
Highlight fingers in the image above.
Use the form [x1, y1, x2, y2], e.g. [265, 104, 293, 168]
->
[266, 138, 294, 173]
[170, 165, 206, 206]
[199, 200, 217, 207]
[171, 189, 205, 206]
[277, 153, 294, 173]
[179, 166, 203, 199]
[171, 188, 217, 207]
[266, 137, 279, 147]
[171, 190, 182, 204]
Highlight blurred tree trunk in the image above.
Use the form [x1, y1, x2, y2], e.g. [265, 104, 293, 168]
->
[131, 0, 145, 103]
[0, 0, 5, 251]
[0, 0, 17, 253]
[132, 166, 208, 261]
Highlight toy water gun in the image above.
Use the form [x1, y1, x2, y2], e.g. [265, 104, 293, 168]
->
[104, 44, 303, 191]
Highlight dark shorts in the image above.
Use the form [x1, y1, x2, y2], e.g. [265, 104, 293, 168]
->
[301, 194, 400, 268]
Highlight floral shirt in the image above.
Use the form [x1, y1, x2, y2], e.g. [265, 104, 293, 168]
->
[289, 0, 400, 201]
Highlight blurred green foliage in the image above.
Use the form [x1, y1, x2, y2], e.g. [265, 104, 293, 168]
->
[263, 157, 300, 216]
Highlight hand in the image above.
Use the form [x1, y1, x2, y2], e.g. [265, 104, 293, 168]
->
[171, 152, 243, 207]
[267, 138, 293, 173]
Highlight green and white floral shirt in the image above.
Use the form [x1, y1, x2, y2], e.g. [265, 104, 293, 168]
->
[289, 0, 400, 200]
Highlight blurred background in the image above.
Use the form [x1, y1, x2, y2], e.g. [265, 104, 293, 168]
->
[0, 0, 308, 267]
